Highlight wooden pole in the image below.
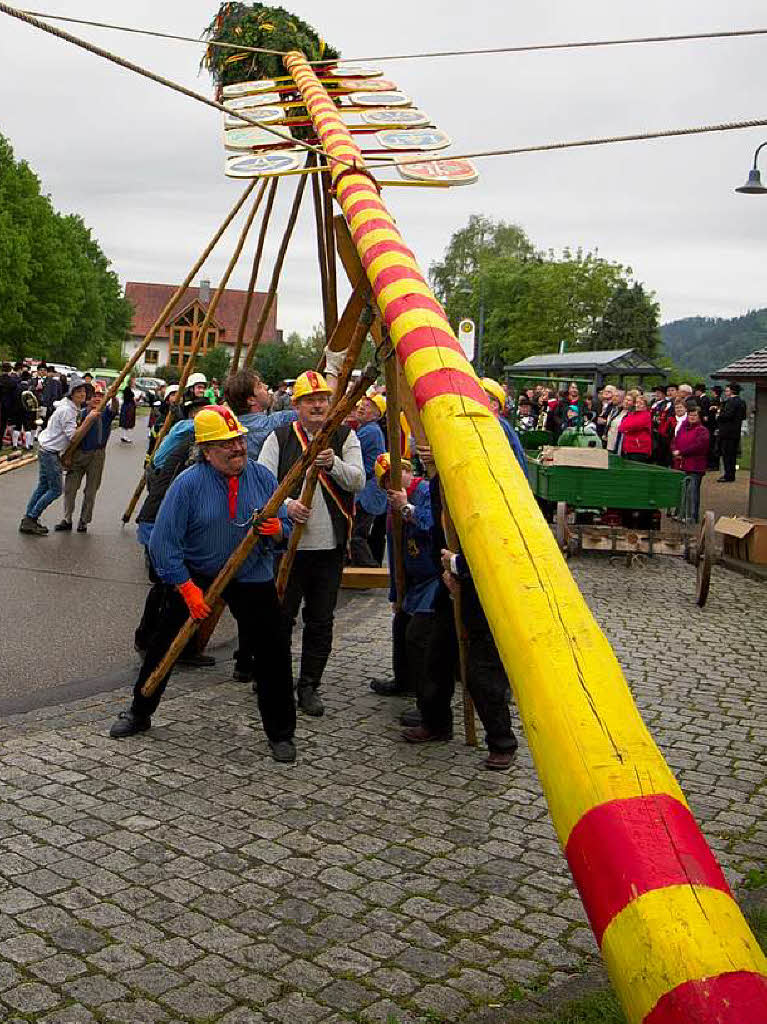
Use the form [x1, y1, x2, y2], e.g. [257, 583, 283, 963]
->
[140, 365, 378, 699]
[228, 178, 271, 373]
[276, 301, 373, 601]
[244, 157, 310, 368]
[317, 277, 372, 372]
[383, 348, 407, 612]
[440, 494, 478, 747]
[322, 168, 339, 337]
[121, 184, 265, 523]
[230, 178, 278, 374]
[67, 180, 258, 468]
[309, 152, 330, 341]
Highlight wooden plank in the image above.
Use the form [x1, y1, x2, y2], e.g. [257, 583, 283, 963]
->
[341, 567, 390, 590]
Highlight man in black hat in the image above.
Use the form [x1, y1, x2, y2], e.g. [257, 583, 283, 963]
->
[716, 383, 747, 482]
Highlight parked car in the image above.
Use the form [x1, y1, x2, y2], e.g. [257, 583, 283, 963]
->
[133, 377, 167, 405]
[83, 368, 129, 393]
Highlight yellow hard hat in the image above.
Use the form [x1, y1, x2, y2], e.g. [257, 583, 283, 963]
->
[481, 377, 506, 408]
[193, 405, 248, 444]
[399, 412, 412, 460]
[375, 451, 412, 487]
[368, 392, 386, 418]
[293, 370, 332, 401]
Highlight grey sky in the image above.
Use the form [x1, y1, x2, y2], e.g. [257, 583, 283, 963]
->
[1, 0, 765, 338]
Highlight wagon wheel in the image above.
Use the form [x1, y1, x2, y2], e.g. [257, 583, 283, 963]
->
[555, 502, 569, 553]
[696, 511, 715, 608]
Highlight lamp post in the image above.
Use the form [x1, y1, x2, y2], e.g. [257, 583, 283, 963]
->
[735, 141, 767, 194]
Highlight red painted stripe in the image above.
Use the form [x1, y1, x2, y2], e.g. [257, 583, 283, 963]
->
[369, 265, 423, 292]
[380, 292, 449, 325]
[340, 183, 379, 205]
[352, 217, 400, 246]
[358, 239, 416, 269]
[411, 367, 490, 411]
[565, 794, 731, 945]
[395, 324, 466, 364]
[643, 971, 767, 1023]
[346, 197, 386, 220]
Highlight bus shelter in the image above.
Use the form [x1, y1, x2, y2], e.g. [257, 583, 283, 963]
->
[505, 348, 667, 399]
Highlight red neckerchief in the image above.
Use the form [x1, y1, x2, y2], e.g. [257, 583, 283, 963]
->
[406, 477, 423, 498]
[227, 476, 239, 521]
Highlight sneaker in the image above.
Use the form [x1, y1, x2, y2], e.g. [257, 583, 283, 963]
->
[269, 739, 297, 763]
[400, 707, 422, 728]
[109, 709, 151, 738]
[177, 652, 216, 668]
[54, 520, 72, 532]
[370, 677, 409, 697]
[19, 516, 47, 536]
[76, 522, 87, 533]
[402, 725, 451, 743]
[298, 686, 324, 717]
[484, 746, 518, 771]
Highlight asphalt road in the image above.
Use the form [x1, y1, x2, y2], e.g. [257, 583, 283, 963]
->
[0, 422, 236, 712]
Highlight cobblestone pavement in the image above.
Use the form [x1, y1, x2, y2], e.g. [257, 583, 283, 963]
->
[0, 558, 764, 1023]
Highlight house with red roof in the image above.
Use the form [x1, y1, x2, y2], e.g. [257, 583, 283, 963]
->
[123, 279, 280, 372]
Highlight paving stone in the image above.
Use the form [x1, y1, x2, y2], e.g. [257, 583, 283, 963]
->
[273, 958, 332, 993]
[99, 999, 170, 1023]
[39, 1007, 97, 1024]
[50, 924, 108, 954]
[64, 975, 128, 1007]
[368, 966, 418, 997]
[227, 972, 282, 1005]
[161, 981, 234, 1020]
[315, 944, 377, 976]
[265, 991, 331, 1023]
[320, 978, 377, 1010]
[30, 952, 87, 984]
[122, 963, 185, 997]
[2, 981, 61, 1012]
[0, 932, 56, 964]
[87, 943, 146, 973]
[411, 982, 470, 1016]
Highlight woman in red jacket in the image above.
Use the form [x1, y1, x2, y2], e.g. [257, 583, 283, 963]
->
[617, 393, 652, 462]
[672, 405, 709, 523]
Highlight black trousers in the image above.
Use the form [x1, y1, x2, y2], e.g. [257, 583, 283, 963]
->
[392, 610, 434, 693]
[131, 575, 295, 743]
[369, 512, 387, 566]
[349, 508, 379, 567]
[280, 546, 345, 691]
[419, 595, 517, 753]
[720, 437, 739, 480]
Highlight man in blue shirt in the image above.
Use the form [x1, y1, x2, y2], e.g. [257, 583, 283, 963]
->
[481, 377, 528, 478]
[55, 383, 118, 533]
[109, 405, 298, 763]
[349, 392, 387, 566]
[223, 367, 296, 459]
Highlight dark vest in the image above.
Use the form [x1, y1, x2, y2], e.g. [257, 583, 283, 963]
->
[274, 422, 354, 547]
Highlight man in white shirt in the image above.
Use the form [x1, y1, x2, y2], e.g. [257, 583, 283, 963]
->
[259, 370, 365, 717]
[20, 377, 94, 536]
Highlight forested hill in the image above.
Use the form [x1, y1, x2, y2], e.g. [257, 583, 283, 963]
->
[661, 308, 767, 378]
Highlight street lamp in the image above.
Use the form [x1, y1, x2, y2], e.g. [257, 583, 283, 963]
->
[735, 141, 767, 194]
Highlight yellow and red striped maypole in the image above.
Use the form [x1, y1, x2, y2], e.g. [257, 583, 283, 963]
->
[285, 50, 767, 1024]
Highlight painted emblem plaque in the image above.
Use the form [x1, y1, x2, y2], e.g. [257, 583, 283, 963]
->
[224, 106, 284, 128]
[224, 126, 294, 151]
[225, 93, 283, 110]
[328, 64, 383, 78]
[395, 156, 479, 185]
[348, 91, 411, 107]
[226, 150, 304, 178]
[223, 79, 279, 97]
[375, 128, 452, 151]
[334, 79, 398, 92]
[360, 108, 431, 128]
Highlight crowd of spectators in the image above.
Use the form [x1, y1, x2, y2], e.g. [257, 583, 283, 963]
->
[510, 379, 748, 523]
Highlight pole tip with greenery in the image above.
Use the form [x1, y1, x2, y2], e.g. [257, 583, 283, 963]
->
[202, 3, 339, 87]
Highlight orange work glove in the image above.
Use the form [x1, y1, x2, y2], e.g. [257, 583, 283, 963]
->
[177, 580, 211, 620]
[256, 517, 282, 538]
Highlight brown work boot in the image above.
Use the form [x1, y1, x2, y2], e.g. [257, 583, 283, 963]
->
[402, 726, 451, 744]
[484, 749, 517, 771]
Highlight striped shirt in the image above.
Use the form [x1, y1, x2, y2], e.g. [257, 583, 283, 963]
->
[149, 460, 291, 585]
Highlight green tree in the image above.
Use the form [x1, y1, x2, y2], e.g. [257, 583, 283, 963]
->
[197, 346, 231, 382]
[0, 133, 132, 365]
[591, 280, 661, 359]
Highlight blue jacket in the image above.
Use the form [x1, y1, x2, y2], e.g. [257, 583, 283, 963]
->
[239, 408, 296, 460]
[148, 460, 291, 585]
[80, 406, 118, 452]
[153, 420, 195, 471]
[356, 421, 387, 515]
[388, 479, 441, 613]
[499, 416, 529, 478]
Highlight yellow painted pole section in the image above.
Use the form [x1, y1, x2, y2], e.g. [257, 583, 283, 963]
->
[285, 50, 767, 1024]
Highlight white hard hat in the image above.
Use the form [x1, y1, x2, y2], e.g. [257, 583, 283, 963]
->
[166, 384, 180, 397]
[187, 372, 207, 388]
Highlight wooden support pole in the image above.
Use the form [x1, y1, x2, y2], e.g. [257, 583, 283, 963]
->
[309, 152, 330, 341]
[229, 178, 272, 373]
[383, 348, 407, 613]
[322, 168, 338, 338]
[140, 365, 378, 699]
[67, 179, 258, 469]
[317, 277, 372, 372]
[121, 184, 265, 523]
[440, 495, 478, 747]
[244, 157, 310, 368]
[276, 301, 373, 601]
